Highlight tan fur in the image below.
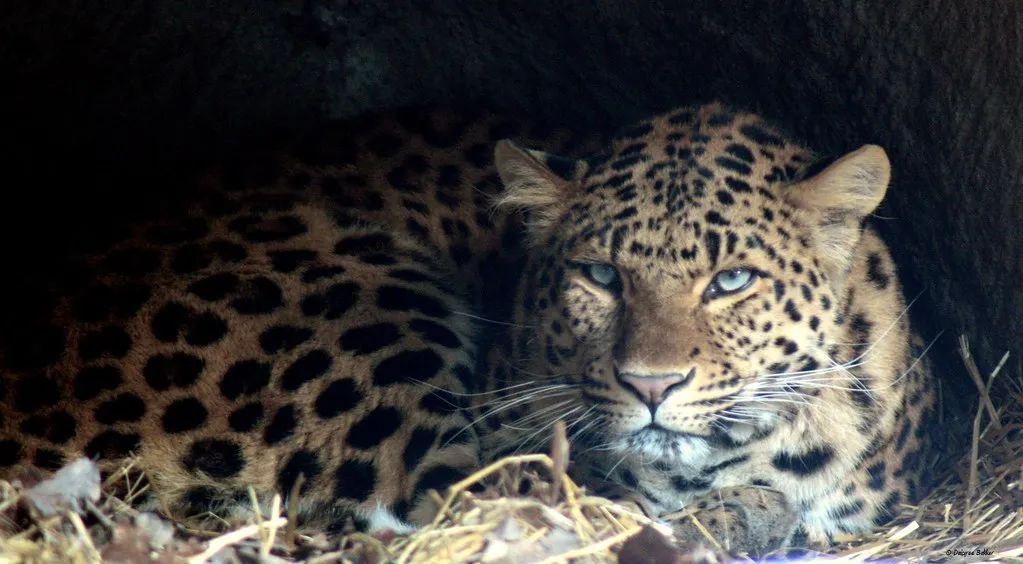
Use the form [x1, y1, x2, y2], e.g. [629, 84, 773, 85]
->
[0, 109, 591, 530]
[489, 103, 938, 553]
[786, 144, 892, 277]
[0, 104, 937, 554]
[493, 140, 585, 243]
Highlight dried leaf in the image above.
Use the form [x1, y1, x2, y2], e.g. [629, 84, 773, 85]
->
[539, 505, 575, 530]
[493, 517, 523, 542]
[619, 526, 676, 564]
[135, 512, 175, 550]
[617, 525, 723, 564]
[102, 522, 156, 564]
[22, 457, 100, 517]
[480, 537, 510, 562]
[103, 517, 197, 564]
[537, 526, 580, 555]
[480, 517, 524, 562]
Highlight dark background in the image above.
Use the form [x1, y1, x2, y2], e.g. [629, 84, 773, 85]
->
[1, 1, 1020, 399]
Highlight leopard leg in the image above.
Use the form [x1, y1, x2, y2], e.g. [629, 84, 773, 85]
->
[664, 486, 800, 557]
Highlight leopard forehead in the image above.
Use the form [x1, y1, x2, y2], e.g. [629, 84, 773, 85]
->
[515, 105, 850, 439]
[558, 105, 815, 275]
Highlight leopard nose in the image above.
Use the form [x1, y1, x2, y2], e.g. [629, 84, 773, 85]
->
[616, 369, 696, 411]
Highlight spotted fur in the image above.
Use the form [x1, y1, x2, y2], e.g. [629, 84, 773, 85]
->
[486, 104, 940, 552]
[0, 104, 938, 553]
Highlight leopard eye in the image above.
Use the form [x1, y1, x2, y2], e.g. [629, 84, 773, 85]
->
[706, 268, 757, 299]
[582, 263, 621, 291]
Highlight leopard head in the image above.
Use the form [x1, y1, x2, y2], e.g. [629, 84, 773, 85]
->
[494, 104, 891, 463]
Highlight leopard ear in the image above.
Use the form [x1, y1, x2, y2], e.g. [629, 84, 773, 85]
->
[493, 140, 587, 242]
[785, 145, 891, 276]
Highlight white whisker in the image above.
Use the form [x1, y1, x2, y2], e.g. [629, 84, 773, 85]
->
[603, 452, 631, 480]
[451, 310, 536, 328]
[501, 399, 575, 430]
[446, 385, 579, 443]
[515, 406, 583, 454]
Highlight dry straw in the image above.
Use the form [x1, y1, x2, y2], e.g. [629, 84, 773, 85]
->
[0, 336, 1020, 562]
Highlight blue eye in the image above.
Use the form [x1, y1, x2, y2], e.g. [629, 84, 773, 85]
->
[708, 268, 757, 298]
[584, 263, 621, 290]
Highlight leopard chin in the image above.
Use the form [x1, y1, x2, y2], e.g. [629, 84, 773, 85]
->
[609, 425, 714, 463]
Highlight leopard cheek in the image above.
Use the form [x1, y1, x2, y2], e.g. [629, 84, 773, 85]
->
[562, 282, 620, 341]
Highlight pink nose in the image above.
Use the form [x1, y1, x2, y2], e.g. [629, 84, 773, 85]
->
[617, 370, 695, 409]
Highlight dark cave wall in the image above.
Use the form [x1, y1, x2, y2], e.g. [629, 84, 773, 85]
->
[1, 0, 1020, 373]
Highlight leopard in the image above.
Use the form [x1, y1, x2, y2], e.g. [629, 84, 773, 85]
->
[0, 102, 940, 556]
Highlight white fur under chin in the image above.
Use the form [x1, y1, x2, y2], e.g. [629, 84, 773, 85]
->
[616, 430, 713, 466]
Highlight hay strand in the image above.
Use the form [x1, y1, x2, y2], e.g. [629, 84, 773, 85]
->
[1, 338, 1019, 562]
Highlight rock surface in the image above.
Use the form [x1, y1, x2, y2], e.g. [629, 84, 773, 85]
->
[1, 0, 1019, 376]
